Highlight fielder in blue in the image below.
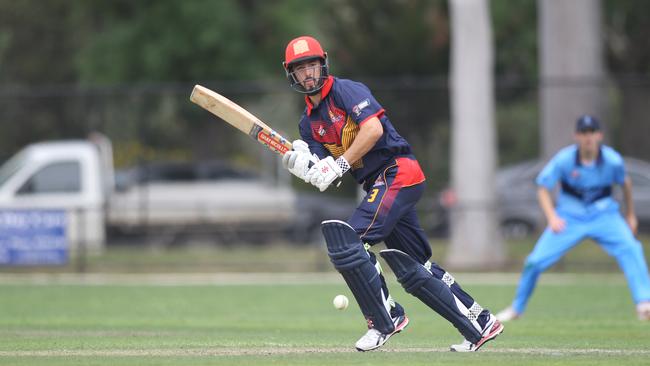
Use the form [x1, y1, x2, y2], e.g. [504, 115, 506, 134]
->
[497, 115, 650, 322]
[280, 36, 503, 352]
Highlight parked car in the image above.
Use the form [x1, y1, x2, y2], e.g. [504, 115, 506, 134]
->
[431, 157, 650, 238]
[110, 161, 293, 242]
[0, 139, 357, 254]
[292, 192, 357, 243]
[110, 160, 356, 245]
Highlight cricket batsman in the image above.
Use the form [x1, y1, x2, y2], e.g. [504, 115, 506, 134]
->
[280, 35, 504, 352]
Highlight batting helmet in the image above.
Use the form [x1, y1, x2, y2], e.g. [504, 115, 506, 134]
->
[283, 36, 329, 95]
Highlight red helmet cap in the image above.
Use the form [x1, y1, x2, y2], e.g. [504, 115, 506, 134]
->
[284, 36, 326, 69]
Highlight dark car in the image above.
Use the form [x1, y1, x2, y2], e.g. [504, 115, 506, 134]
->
[431, 157, 650, 238]
[292, 192, 357, 243]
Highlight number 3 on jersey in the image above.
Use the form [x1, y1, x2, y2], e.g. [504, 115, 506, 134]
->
[367, 188, 380, 203]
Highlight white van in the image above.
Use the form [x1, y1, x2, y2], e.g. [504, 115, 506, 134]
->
[0, 137, 303, 257]
[0, 140, 108, 255]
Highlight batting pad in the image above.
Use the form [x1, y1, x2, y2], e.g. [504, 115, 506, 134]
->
[322, 220, 394, 334]
[380, 249, 482, 343]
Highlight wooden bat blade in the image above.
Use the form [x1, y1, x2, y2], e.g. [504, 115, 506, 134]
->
[190, 84, 292, 155]
[190, 85, 268, 133]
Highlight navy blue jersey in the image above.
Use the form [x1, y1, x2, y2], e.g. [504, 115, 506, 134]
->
[297, 76, 412, 186]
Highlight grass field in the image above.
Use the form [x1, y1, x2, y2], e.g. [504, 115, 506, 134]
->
[1, 272, 648, 366]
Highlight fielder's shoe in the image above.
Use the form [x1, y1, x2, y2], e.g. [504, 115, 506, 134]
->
[495, 306, 520, 322]
[637, 301, 650, 321]
[355, 314, 409, 352]
[449, 314, 504, 352]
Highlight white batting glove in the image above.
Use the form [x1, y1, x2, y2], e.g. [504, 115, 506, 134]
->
[282, 140, 318, 182]
[305, 156, 350, 192]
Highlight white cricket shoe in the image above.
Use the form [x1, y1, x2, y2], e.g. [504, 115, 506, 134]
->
[495, 306, 520, 322]
[637, 301, 650, 321]
[449, 314, 504, 352]
[355, 314, 409, 352]
[449, 339, 475, 352]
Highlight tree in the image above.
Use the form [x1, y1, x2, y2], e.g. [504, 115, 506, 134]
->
[0, 0, 85, 84]
[604, 0, 650, 161]
[538, 0, 605, 159]
[75, 0, 322, 84]
[446, 0, 505, 269]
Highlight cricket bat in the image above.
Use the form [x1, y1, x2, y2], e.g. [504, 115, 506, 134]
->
[190, 84, 341, 188]
[190, 84, 292, 155]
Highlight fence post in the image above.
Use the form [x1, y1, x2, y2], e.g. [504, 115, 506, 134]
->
[75, 206, 87, 273]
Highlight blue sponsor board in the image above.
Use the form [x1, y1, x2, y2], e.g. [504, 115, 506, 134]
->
[0, 210, 67, 266]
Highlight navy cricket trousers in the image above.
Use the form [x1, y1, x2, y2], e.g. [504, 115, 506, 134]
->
[348, 157, 486, 322]
[348, 156, 431, 263]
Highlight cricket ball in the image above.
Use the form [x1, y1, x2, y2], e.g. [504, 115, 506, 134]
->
[333, 294, 349, 310]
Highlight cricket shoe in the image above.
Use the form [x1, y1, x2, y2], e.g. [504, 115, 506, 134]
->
[449, 314, 504, 352]
[355, 314, 409, 352]
[495, 306, 520, 322]
[637, 301, 650, 321]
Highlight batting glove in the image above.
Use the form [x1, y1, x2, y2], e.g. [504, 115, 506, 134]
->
[306, 156, 350, 192]
[282, 140, 318, 182]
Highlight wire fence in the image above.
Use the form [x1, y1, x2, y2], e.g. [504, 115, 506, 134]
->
[1, 75, 649, 248]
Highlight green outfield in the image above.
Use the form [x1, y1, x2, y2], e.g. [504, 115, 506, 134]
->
[0, 273, 648, 366]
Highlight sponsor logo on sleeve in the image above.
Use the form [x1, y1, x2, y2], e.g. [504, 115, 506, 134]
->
[352, 99, 370, 116]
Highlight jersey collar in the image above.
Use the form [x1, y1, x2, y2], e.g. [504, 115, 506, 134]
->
[575, 145, 604, 166]
[305, 76, 334, 116]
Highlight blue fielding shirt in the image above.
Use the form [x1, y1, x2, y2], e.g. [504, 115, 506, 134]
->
[298, 76, 412, 186]
[536, 145, 627, 218]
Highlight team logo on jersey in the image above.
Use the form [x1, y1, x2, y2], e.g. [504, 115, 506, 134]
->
[352, 99, 370, 116]
[373, 176, 385, 187]
[318, 125, 326, 137]
[328, 108, 344, 124]
[571, 169, 580, 179]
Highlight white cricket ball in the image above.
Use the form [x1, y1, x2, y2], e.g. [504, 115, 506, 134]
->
[333, 294, 349, 310]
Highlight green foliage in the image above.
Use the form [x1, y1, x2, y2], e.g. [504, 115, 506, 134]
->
[0, 0, 87, 83]
[496, 93, 539, 166]
[0, 0, 325, 85]
[78, 1, 257, 83]
[74, 0, 327, 84]
[321, 0, 449, 77]
[604, 0, 650, 73]
[491, 0, 537, 81]
[0, 1, 645, 84]
[1, 0, 649, 169]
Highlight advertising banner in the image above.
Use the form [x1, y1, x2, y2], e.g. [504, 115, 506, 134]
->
[0, 210, 67, 266]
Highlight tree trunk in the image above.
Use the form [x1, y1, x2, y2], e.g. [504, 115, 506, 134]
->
[538, 0, 606, 159]
[447, 0, 505, 270]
